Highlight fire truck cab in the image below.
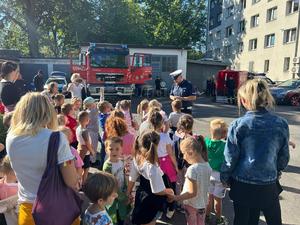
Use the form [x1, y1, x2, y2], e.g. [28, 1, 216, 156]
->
[70, 43, 152, 98]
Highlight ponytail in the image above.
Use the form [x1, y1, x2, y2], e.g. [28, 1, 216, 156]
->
[137, 103, 142, 115]
[194, 135, 208, 162]
[180, 135, 208, 162]
[137, 131, 160, 165]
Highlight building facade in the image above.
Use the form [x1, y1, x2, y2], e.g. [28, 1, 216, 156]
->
[207, 0, 300, 81]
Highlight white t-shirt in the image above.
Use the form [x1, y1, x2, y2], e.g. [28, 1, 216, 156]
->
[6, 129, 74, 203]
[111, 160, 125, 190]
[129, 159, 165, 193]
[157, 133, 173, 158]
[68, 83, 83, 99]
[182, 162, 212, 209]
[76, 126, 91, 146]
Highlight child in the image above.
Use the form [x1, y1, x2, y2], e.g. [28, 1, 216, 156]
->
[149, 111, 178, 219]
[98, 100, 112, 139]
[76, 111, 96, 184]
[71, 97, 82, 118]
[136, 99, 149, 122]
[103, 137, 131, 225]
[82, 172, 118, 225]
[169, 136, 212, 225]
[0, 156, 18, 225]
[119, 100, 137, 134]
[58, 126, 83, 180]
[169, 100, 184, 138]
[57, 114, 66, 126]
[62, 103, 78, 148]
[83, 97, 100, 163]
[148, 99, 169, 133]
[205, 119, 228, 225]
[53, 93, 65, 114]
[220, 79, 289, 225]
[127, 131, 174, 225]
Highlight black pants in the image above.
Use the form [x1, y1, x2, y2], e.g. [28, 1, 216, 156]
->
[233, 196, 282, 225]
[167, 182, 176, 211]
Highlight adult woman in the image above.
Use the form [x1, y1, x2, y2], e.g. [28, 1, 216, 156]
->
[41, 81, 58, 103]
[67, 73, 83, 99]
[6, 93, 79, 225]
[0, 61, 21, 112]
[220, 79, 290, 225]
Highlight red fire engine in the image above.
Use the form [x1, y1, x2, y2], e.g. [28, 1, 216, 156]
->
[70, 43, 152, 97]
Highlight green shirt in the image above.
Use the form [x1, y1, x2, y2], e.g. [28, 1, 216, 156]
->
[205, 137, 226, 172]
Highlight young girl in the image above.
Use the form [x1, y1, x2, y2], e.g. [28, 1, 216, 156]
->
[0, 156, 18, 225]
[148, 99, 169, 133]
[53, 93, 65, 114]
[71, 97, 82, 119]
[136, 99, 149, 122]
[149, 111, 178, 219]
[127, 131, 174, 225]
[67, 74, 83, 99]
[220, 79, 290, 225]
[83, 172, 118, 225]
[169, 137, 212, 225]
[76, 111, 96, 184]
[58, 126, 83, 181]
[103, 137, 131, 225]
[62, 103, 78, 148]
[119, 100, 137, 134]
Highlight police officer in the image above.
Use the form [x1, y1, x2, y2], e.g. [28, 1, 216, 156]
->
[169, 69, 196, 114]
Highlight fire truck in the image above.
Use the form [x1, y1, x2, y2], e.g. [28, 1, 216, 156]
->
[70, 43, 152, 98]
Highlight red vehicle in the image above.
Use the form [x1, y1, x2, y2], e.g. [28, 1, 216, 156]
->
[215, 70, 248, 102]
[70, 43, 152, 97]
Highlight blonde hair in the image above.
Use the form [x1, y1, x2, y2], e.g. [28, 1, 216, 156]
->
[71, 73, 81, 83]
[10, 93, 58, 136]
[58, 126, 71, 140]
[177, 114, 194, 133]
[172, 100, 182, 112]
[119, 100, 131, 111]
[57, 114, 66, 126]
[149, 99, 162, 110]
[71, 97, 82, 105]
[238, 79, 275, 111]
[210, 119, 228, 139]
[180, 136, 208, 162]
[98, 101, 111, 113]
[137, 99, 149, 115]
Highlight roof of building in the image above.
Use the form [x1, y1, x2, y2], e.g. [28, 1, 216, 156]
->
[0, 49, 21, 61]
[80, 43, 190, 50]
[187, 59, 229, 66]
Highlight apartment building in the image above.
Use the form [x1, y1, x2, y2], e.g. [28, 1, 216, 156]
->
[206, 0, 300, 81]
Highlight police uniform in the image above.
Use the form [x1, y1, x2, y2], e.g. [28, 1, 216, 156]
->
[170, 70, 196, 114]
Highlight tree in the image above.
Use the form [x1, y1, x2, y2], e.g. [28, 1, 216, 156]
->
[138, 0, 206, 48]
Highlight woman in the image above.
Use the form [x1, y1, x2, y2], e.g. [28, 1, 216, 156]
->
[67, 73, 83, 99]
[6, 93, 79, 225]
[41, 81, 58, 103]
[0, 61, 21, 112]
[220, 79, 290, 225]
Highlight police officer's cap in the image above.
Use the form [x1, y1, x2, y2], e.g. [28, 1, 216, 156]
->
[170, 69, 183, 80]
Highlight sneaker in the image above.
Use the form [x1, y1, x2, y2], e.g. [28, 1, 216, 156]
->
[216, 217, 226, 225]
[166, 209, 175, 219]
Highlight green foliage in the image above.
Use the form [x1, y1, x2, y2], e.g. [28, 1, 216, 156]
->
[188, 49, 203, 60]
[0, 0, 207, 57]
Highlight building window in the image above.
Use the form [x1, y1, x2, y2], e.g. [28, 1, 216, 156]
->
[249, 39, 258, 51]
[283, 28, 297, 43]
[249, 61, 254, 72]
[240, 0, 246, 9]
[217, 13, 222, 23]
[238, 42, 244, 53]
[238, 20, 246, 33]
[252, 0, 261, 4]
[162, 56, 177, 72]
[267, 7, 277, 22]
[225, 26, 233, 37]
[250, 14, 259, 28]
[215, 48, 221, 59]
[284, 57, 290, 71]
[224, 45, 232, 56]
[215, 31, 221, 40]
[286, 0, 299, 14]
[226, 5, 234, 17]
[209, 17, 214, 26]
[264, 60, 270, 72]
[265, 34, 275, 47]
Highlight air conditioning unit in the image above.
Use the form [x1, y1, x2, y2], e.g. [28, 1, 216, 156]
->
[293, 57, 300, 64]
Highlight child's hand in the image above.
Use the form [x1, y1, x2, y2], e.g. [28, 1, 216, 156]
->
[0, 143, 4, 152]
[289, 141, 296, 149]
[167, 194, 177, 203]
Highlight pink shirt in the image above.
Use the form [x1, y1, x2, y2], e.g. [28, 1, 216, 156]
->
[0, 180, 18, 200]
[122, 132, 135, 156]
[70, 146, 84, 168]
[123, 110, 136, 134]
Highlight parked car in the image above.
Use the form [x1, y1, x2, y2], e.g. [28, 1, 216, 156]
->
[44, 71, 68, 93]
[269, 79, 300, 106]
[248, 73, 277, 87]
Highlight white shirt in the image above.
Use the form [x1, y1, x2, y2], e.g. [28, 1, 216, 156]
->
[6, 129, 74, 203]
[111, 160, 125, 190]
[76, 126, 91, 146]
[68, 83, 83, 99]
[129, 159, 165, 193]
[168, 112, 184, 128]
[83, 208, 113, 225]
[157, 133, 173, 158]
[182, 162, 212, 209]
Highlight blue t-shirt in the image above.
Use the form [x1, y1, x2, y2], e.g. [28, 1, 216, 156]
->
[83, 209, 113, 225]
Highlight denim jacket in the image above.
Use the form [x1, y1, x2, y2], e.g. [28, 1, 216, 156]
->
[220, 108, 290, 185]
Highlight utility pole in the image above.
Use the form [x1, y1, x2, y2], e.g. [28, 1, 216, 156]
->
[293, 0, 300, 78]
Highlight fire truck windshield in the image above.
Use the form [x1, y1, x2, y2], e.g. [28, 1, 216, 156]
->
[90, 53, 128, 68]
